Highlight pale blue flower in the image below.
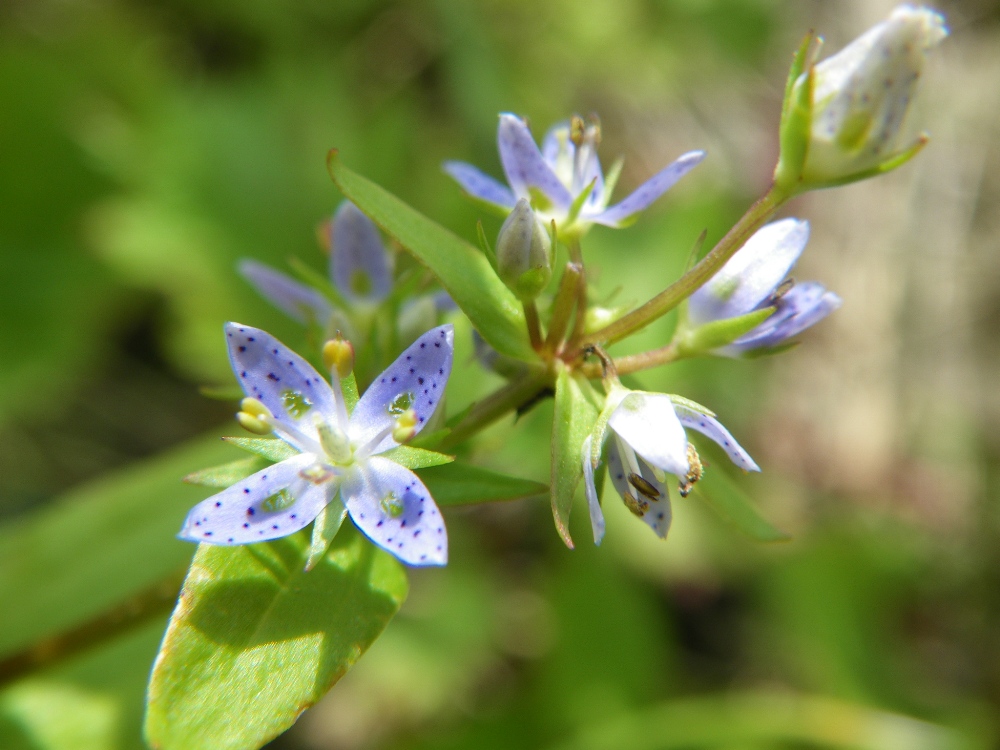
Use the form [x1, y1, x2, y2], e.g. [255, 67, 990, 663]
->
[179, 323, 454, 566]
[687, 218, 841, 356]
[582, 390, 758, 544]
[239, 200, 392, 324]
[444, 113, 704, 237]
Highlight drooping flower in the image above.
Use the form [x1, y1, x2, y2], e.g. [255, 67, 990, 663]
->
[686, 218, 841, 357]
[239, 200, 392, 326]
[443, 113, 705, 238]
[582, 389, 759, 544]
[777, 5, 948, 191]
[179, 323, 454, 566]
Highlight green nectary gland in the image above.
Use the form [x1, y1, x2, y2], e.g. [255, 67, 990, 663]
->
[387, 391, 415, 416]
[281, 389, 314, 419]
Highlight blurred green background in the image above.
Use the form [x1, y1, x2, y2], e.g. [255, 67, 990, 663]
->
[2, 0, 999, 747]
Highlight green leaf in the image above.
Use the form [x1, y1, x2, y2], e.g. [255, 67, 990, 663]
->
[145, 527, 407, 750]
[549, 692, 971, 750]
[679, 307, 774, 355]
[342, 372, 360, 414]
[416, 463, 547, 507]
[408, 427, 451, 449]
[0, 432, 237, 660]
[222, 436, 298, 463]
[184, 456, 269, 488]
[305, 503, 348, 573]
[327, 151, 534, 361]
[693, 467, 790, 543]
[550, 367, 600, 548]
[380, 445, 455, 470]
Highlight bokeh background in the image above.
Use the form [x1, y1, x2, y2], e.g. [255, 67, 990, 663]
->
[2, 0, 999, 747]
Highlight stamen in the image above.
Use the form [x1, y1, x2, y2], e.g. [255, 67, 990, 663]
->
[628, 472, 661, 500]
[622, 490, 650, 518]
[356, 424, 395, 459]
[678, 444, 704, 497]
[391, 408, 418, 444]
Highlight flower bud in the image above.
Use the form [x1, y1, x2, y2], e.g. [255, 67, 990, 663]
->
[322, 336, 355, 379]
[776, 5, 947, 193]
[496, 198, 552, 301]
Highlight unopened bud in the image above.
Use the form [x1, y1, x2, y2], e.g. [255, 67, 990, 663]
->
[322, 336, 355, 379]
[777, 5, 947, 192]
[392, 408, 418, 444]
[496, 198, 552, 302]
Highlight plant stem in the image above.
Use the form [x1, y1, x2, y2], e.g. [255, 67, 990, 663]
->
[440, 368, 553, 450]
[611, 342, 682, 375]
[0, 568, 186, 688]
[524, 301, 544, 351]
[545, 263, 582, 352]
[578, 185, 786, 347]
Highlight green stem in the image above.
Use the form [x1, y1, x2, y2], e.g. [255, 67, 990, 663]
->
[524, 301, 544, 351]
[440, 369, 553, 450]
[0, 569, 186, 688]
[545, 263, 582, 352]
[578, 185, 787, 347]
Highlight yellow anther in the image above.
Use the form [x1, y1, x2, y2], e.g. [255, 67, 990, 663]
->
[322, 336, 355, 379]
[570, 115, 586, 146]
[392, 408, 418, 444]
[240, 397, 273, 420]
[236, 411, 272, 435]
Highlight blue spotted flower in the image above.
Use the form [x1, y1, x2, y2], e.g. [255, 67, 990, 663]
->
[443, 113, 704, 238]
[239, 200, 392, 326]
[179, 323, 454, 566]
[687, 218, 841, 357]
[582, 389, 759, 544]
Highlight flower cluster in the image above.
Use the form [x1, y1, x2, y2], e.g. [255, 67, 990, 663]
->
[180, 3, 944, 562]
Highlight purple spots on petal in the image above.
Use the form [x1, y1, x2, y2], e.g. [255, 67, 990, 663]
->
[215, 501, 222, 507]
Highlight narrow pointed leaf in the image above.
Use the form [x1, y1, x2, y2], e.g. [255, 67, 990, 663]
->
[551, 367, 600, 548]
[415, 463, 547, 506]
[145, 527, 407, 750]
[380, 445, 455, 470]
[222, 437, 298, 463]
[305, 503, 348, 572]
[680, 308, 775, 355]
[184, 456, 269, 488]
[327, 151, 533, 360]
[693, 468, 790, 543]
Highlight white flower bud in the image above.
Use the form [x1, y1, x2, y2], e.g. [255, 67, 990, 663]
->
[496, 198, 552, 301]
[797, 5, 947, 187]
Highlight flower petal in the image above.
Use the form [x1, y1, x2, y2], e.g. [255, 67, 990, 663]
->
[688, 218, 810, 325]
[588, 150, 704, 227]
[725, 282, 841, 353]
[541, 121, 574, 184]
[607, 442, 672, 539]
[673, 405, 760, 472]
[498, 113, 573, 211]
[581, 435, 606, 545]
[329, 201, 393, 304]
[608, 392, 689, 478]
[442, 161, 516, 209]
[349, 324, 454, 454]
[178, 454, 333, 545]
[342, 457, 447, 566]
[227, 323, 339, 441]
[238, 259, 334, 325]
